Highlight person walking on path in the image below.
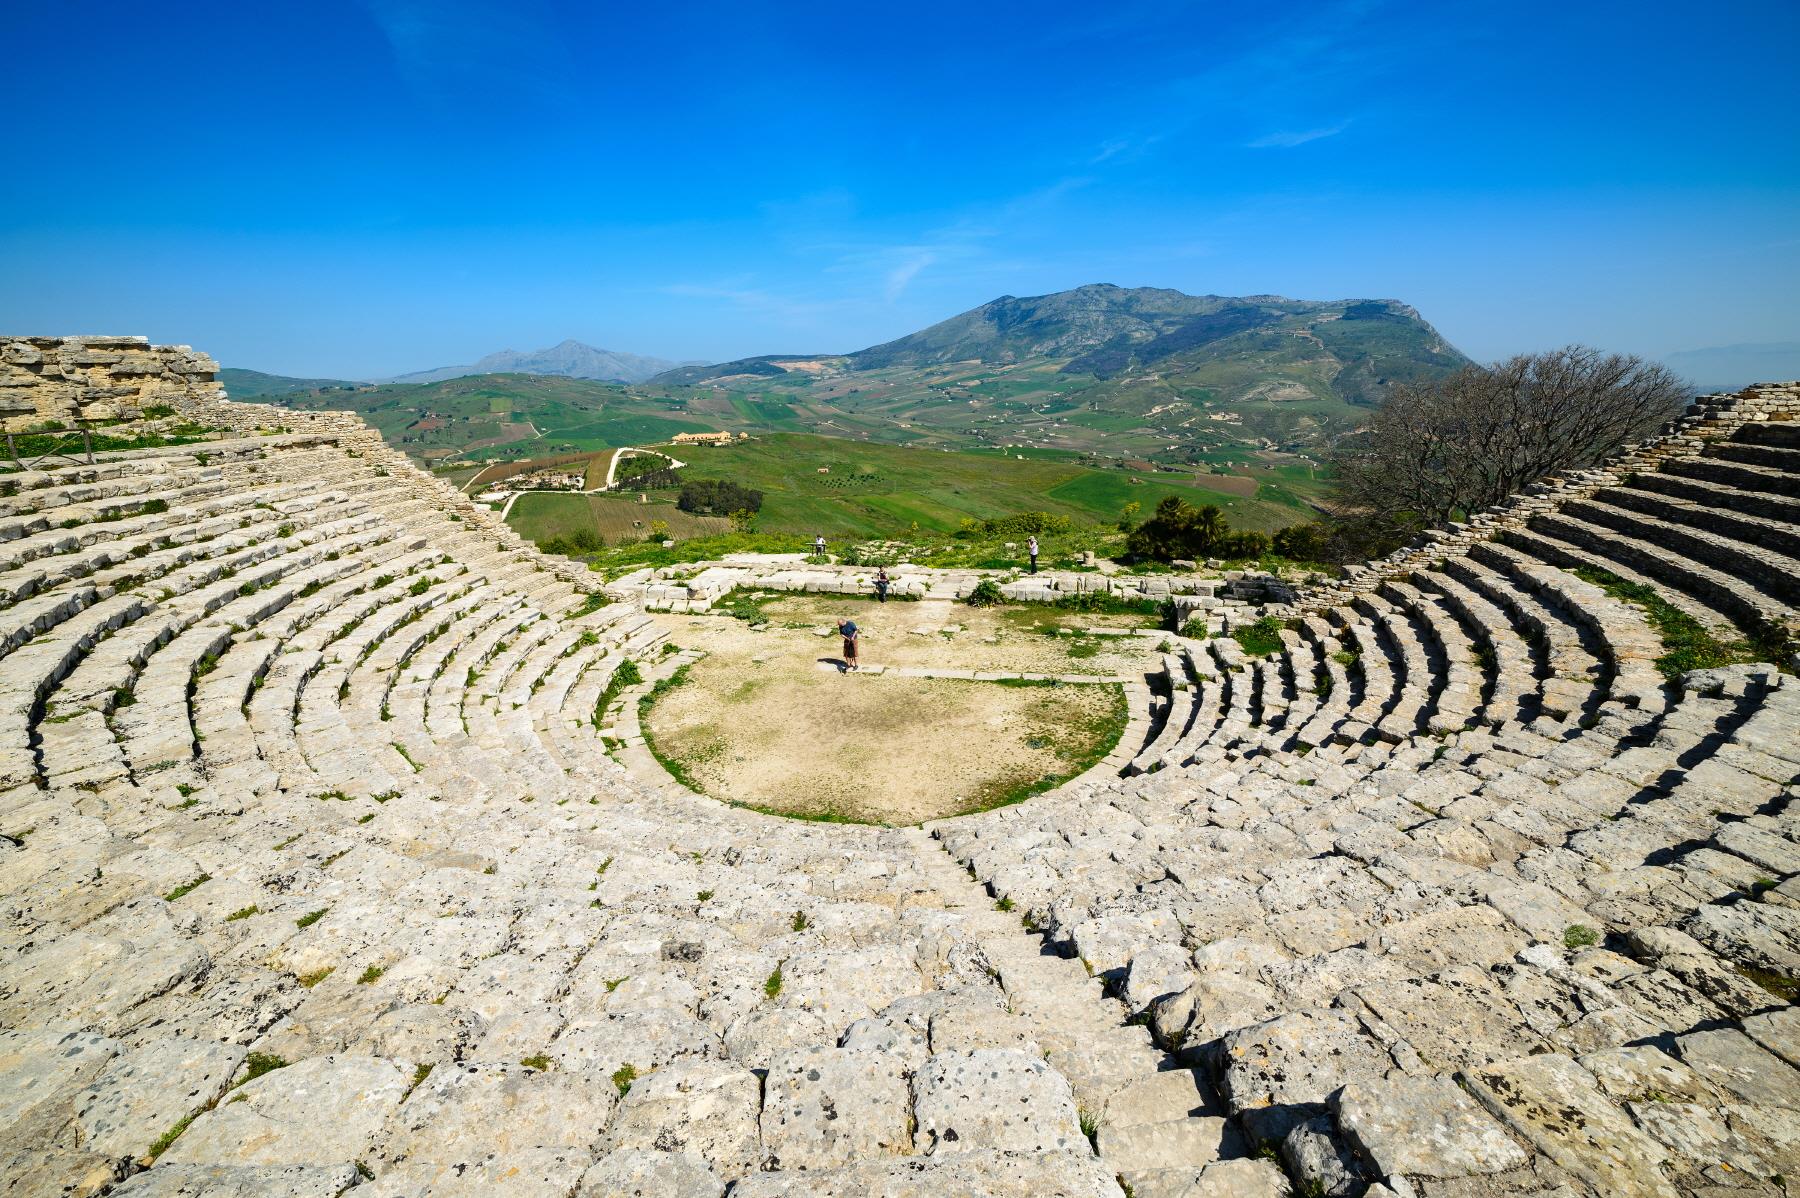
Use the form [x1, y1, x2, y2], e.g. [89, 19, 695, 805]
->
[874, 567, 889, 603]
[813, 534, 827, 559]
[836, 617, 860, 671]
[1027, 535, 1039, 574]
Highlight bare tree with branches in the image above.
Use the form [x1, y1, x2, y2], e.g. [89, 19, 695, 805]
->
[1329, 346, 1691, 538]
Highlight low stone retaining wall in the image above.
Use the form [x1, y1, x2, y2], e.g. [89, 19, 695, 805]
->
[614, 557, 1296, 615]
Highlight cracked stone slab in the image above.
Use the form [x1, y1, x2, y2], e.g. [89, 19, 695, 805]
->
[1461, 1053, 1678, 1198]
[108, 1164, 364, 1197]
[73, 1037, 246, 1161]
[1332, 1075, 1527, 1180]
[381, 1061, 615, 1165]
[357, 1148, 594, 1196]
[574, 1148, 722, 1198]
[159, 1055, 410, 1168]
[603, 1058, 761, 1177]
[0, 1027, 120, 1139]
[1674, 1026, 1800, 1110]
[726, 1148, 1126, 1197]
[1218, 1010, 1394, 1110]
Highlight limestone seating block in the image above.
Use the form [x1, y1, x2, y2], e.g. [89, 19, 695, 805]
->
[381, 1060, 615, 1165]
[603, 1057, 762, 1177]
[727, 1148, 1126, 1197]
[1332, 1074, 1526, 1181]
[159, 1055, 411, 1168]
[72, 1036, 247, 1162]
[759, 1045, 913, 1170]
[109, 1164, 366, 1198]
[911, 1049, 1085, 1156]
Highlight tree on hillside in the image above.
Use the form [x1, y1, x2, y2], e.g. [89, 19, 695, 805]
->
[677, 478, 763, 516]
[1329, 346, 1689, 537]
[1126, 497, 1266, 561]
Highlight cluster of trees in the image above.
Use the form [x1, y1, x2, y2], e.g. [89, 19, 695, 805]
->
[957, 511, 1075, 538]
[1125, 348, 1688, 566]
[1328, 347, 1688, 554]
[677, 478, 763, 516]
[615, 465, 680, 490]
[1126, 497, 1277, 562]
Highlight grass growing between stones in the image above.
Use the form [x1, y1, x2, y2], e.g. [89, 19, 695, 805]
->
[1568, 565, 1792, 679]
[238, 1052, 288, 1085]
[593, 659, 643, 728]
[1230, 616, 1287, 657]
[1737, 964, 1800, 1003]
[162, 873, 211, 902]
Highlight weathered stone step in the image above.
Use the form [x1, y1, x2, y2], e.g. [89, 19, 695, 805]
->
[1597, 483, 1800, 562]
[1663, 451, 1800, 499]
[1711, 437, 1800, 472]
[1515, 511, 1788, 639]
[1635, 465, 1800, 525]
[1732, 419, 1800, 449]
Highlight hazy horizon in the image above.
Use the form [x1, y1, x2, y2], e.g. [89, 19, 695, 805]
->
[2, 0, 1795, 380]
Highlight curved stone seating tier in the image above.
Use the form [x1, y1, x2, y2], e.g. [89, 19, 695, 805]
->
[2, 372, 1798, 1197]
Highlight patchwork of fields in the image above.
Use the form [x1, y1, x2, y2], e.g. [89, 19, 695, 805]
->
[498, 431, 1326, 547]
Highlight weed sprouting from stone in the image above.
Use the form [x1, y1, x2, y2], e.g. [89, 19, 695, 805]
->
[1563, 924, 1599, 949]
[163, 874, 211, 902]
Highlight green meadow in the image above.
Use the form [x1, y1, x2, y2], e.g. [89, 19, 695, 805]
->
[503, 431, 1325, 548]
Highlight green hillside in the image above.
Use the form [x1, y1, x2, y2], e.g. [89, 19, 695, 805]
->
[230, 285, 1464, 483]
[226, 372, 714, 464]
[513, 431, 1326, 548]
[645, 284, 1467, 463]
[219, 367, 362, 398]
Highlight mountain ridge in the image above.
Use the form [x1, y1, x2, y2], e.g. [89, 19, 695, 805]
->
[378, 339, 702, 385]
[651, 283, 1467, 405]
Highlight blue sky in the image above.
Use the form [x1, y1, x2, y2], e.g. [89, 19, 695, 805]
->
[2, 0, 1795, 378]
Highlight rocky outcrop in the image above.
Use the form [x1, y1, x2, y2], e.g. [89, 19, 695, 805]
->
[0, 336, 224, 430]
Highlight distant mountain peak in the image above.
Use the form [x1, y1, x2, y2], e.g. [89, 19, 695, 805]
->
[651, 282, 1468, 412]
[380, 339, 707, 386]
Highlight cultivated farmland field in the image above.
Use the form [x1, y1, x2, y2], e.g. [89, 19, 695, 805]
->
[604, 432, 1325, 539]
[505, 492, 729, 546]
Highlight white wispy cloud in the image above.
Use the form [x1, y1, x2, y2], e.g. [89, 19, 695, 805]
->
[1247, 121, 1352, 149]
[883, 252, 937, 301]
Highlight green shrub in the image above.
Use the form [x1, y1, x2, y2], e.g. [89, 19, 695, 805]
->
[962, 511, 1073, 538]
[965, 579, 1006, 607]
[1563, 924, 1600, 949]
